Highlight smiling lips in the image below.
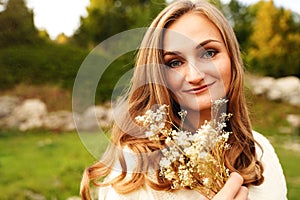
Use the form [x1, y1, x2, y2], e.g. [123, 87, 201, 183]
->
[184, 81, 216, 94]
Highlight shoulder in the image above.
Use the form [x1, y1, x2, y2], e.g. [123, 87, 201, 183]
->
[104, 146, 138, 181]
[98, 146, 138, 199]
[248, 130, 287, 200]
[252, 130, 272, 150]
[252, 130, 288, 162]
[252, 130, 285, 178]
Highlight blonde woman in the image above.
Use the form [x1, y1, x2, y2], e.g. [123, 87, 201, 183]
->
[80, 0, 287, 199]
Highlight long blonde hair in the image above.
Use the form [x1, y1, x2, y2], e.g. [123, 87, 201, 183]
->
[80, 1, 264, 199]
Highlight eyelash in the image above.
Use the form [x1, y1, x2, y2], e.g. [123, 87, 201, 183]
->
[165, 49, 219, 68]
[167, 60, 183, 68]
[200, 49, 218, 59]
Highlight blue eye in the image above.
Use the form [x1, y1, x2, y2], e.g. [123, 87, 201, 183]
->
[168, 60, 183, 68]
[201, 49, 218, 59]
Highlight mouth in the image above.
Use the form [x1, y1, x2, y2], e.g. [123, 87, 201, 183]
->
[183, 81, 216, 94]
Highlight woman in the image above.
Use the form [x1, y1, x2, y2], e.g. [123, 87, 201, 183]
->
[80, 0, 287, 199]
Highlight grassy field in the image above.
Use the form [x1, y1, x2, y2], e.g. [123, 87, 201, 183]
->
[0, 94, 299, 199]
[0, 130, 109, 200]
[276, 141, 300, 200]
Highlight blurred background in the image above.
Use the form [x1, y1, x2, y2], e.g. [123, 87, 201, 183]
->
[0, 0, 299, 199]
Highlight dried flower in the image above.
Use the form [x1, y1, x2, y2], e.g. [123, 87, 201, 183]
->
[135, 98, 232, 199]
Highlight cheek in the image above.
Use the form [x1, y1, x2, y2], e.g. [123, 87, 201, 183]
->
[165, 69, 184, 91]
[219, 59, 232, 92]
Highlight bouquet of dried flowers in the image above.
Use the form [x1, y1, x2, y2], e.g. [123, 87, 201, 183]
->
[135, 99, 232, 199]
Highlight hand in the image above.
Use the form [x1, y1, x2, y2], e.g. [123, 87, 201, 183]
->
[212, 172, 249, 200]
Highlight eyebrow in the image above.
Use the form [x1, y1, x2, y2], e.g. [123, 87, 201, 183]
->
[163, 39, 221, 56]
[196, 39, 221, 49]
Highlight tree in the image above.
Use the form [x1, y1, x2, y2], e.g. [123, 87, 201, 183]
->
[208, 0, 225, 13]
[247, 0, 300, 77]
[227, 0, 255, 51]
[73, 0, 166, 48]
[56, 33, 69, 44]
[38, 29, 51, 41]
[0, 0, 39, 47]
[73, 0, 128, 47]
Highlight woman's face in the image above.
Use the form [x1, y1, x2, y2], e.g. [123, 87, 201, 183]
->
[163, 12, 231, 115]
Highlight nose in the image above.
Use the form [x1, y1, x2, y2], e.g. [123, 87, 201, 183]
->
[185, 63, 205, 84]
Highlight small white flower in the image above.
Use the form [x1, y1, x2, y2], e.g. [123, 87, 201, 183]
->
[158, 122, 165, 129]
[160, 157, 171, 168]
[226, 168, 230, 177]
[145, 131, 154, 138]
[165, 137, 172, 145]
[145, 109, 153, 115]
[154, 113, 164, 122]
[174, 131, 191, 146]
[203, 177, 210, 186]
[198, 152, 208, 159]
[138, 101, 231, 195]
[135, 115, 144, 122]
[222, 132, 230, 140]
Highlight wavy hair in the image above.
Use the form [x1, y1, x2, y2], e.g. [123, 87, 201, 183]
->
[80, 1, 264, 199]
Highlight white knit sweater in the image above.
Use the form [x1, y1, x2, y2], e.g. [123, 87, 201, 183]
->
[98, 131, 287, 200]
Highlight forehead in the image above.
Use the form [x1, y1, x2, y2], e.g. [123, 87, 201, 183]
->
[163, 12, 223, 50]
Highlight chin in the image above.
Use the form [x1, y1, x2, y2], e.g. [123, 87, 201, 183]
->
[181, 100, 212, 112]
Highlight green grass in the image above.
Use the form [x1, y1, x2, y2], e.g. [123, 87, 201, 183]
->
[275, 141, 300, 200]
[247, 94, 300, 199]
[0, 130, 109, 200]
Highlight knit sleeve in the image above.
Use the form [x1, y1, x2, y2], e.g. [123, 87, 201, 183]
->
[248, 131, 288, 200]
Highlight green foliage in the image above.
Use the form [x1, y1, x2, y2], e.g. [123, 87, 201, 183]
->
[73, 0, 166, 48]
[227, 0, 255, 50]
[96, 51, 135, 102]
[208, 0, 225, 13]
[74, 2, 132, 47]
[0, 0, 40, 47]
[0, 42, 136, 103]
[247, 1, 300, 77]
[0, 43, 88, 90]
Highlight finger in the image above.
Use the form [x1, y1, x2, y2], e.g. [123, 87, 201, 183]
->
[234, 186, 248, 200]
[217, 172, 243, 198]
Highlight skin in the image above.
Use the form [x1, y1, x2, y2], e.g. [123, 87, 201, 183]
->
[212, 172, 249, 200]
[163, 12, 232, 129]
[163, 12, 247, 200]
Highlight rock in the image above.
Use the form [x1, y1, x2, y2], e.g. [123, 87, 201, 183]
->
[77, 105, 113, 131]
[67, 187, 98, 200]
[284, 141, 300, 152]
[24, 190, 46, 200]
[250, 76, 275, 96]
[0, 95, 115, 132]
[5, 99, 47, 131]
[287, 114, 300, 128]
[266, 87, 283, 101]
[66, 197, 81, 200]
[249, 76, 300, 106]
[43, 111, 77, 131]
[268, 76, 300, 105]
[0, 96, 19, 118]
